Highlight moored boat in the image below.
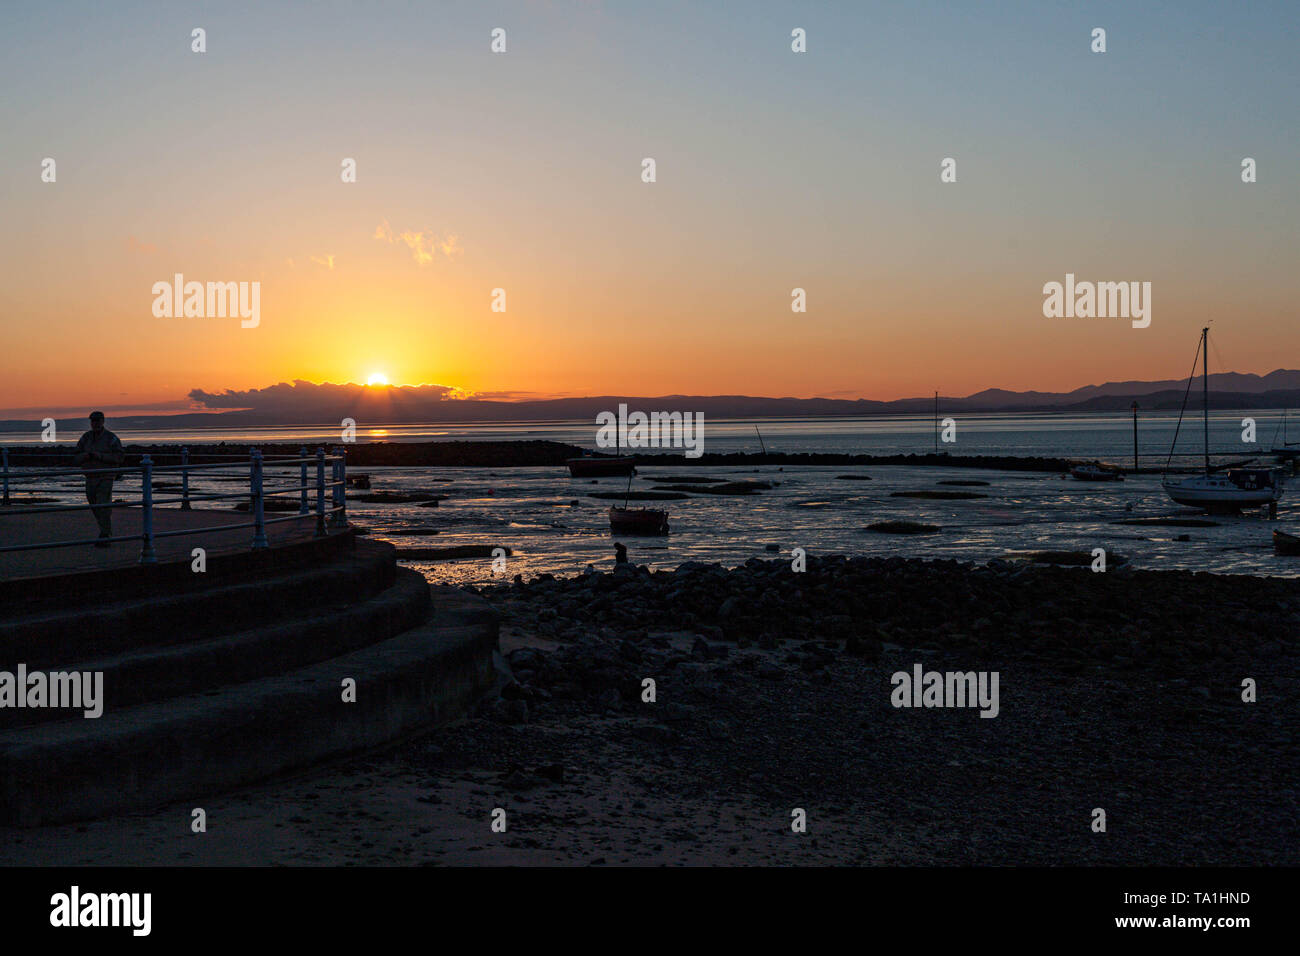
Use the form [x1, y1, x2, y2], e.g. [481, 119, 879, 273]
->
[1161, 328, 1286, 512]
[1272, 529, 1300, 555]
[1269, 409, 1300, 460]
[567, 454, 636, 478]
[609, 506, 668, 535]
[1069, 460, 1124, 481]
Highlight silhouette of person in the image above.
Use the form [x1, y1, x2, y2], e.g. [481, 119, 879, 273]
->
[614, 541, 628, 564]
[74, 411, 125, 546]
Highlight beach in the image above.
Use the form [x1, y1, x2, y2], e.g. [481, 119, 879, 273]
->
[8, 554, 1294, 866]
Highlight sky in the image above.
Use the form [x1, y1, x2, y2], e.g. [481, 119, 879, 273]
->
[1, 0, 1298, 417]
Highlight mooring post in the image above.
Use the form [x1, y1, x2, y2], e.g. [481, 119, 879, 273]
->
[180, 446, 192, 510]
[315, 447, 327, 536]
[140, 455, 157, 563]
[299, 446, 309, 515]
[251, 449, 268, 548]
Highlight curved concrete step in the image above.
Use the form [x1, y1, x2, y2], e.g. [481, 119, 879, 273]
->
[2, 539, 398, 666]
[1, 567, 432, 728]
[0, 586, 499, 827]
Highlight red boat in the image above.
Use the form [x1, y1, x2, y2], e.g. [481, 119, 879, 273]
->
[1273, 530, 1300, 555]
[567, 454, 636, 478]
[609, 506, 668, 535]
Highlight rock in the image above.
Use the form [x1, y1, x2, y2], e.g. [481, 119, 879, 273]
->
[758, 662, 785, 681]
[535, 764, 565, 784]
[594, 687, 622, 711]
[502, 769, 542, 791]
[489, 698, 529, 724]
[661, 702, 696, 724]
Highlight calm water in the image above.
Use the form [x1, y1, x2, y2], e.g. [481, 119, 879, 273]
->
[9, 413, 1298, 584]
[4, 408, 1296, 461]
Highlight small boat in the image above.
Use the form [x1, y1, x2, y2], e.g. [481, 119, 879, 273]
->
[1273, 529, 1300, 555]
[567, 453, 636, 478]
[1161, 328, 1286, 512]
[1164, 469, 1283, 511]
[609, 506, 668, 535]
[1069, 460, 1124, 481]
[346, 473, 372, 489]
[1269, 409, 1300, 460]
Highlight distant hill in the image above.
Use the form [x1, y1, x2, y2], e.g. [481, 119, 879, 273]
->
[6, 372, 1300, 432]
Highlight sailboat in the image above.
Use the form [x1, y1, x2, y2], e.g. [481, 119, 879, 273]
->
[1269, 409, 1300, 460]
[1161, 328, 1285, 512]
[608, 471, 669, 535]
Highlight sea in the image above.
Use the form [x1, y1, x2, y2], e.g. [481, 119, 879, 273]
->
[7, 411, 1299, 584]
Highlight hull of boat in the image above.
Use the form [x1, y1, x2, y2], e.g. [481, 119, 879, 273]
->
[1070, 468, 1123, 481]
[568, 457, 636, 477]
[1163, 479, 1282, 512]
[1273, 530, 1300, 555]
[609, 506, 668, 535]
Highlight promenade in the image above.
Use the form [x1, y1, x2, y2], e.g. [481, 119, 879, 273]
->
[0, 505, 321, 583]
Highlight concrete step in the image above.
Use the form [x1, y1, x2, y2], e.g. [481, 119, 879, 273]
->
[0, 585, 499, 827]
[1, 567, 432, 728]
[2, 538, 398, 666]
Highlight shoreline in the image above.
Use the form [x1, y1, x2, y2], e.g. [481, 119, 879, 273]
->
[7, 440, 1080, 472]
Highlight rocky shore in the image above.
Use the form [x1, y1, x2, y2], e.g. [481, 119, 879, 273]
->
[451, 555, 1298, 864]
[12, 555, 1295, 865]
[7, 440, 1074, 472]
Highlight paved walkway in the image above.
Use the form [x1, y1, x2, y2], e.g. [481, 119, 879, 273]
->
[0, 505, 328, 582]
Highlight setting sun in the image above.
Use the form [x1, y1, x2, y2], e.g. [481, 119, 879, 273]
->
[365, 372, 390, 387]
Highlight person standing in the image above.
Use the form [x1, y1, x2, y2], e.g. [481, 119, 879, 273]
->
[74, 411, 125, 546]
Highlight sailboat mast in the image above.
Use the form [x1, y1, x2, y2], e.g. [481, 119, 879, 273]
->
[1202, 327, 1209, 474]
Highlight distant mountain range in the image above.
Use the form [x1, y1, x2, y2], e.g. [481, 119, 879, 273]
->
[7, 370, 1300, 432]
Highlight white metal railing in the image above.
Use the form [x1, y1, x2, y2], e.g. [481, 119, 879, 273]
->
[0, 446, 347, 564]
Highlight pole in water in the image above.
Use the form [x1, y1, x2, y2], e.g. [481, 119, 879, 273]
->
[755, 426, 767, 457]
[1131, 401, 1139, 475]
[934, 391, 939, 454]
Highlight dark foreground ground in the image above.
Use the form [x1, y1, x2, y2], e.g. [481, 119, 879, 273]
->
[5, 556, 1296, 865]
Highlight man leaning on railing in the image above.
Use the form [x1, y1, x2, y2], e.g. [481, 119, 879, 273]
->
[74, 410, 125, 547]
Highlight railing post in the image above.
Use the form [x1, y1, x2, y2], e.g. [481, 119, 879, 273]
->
[140, 455, 157, 564]
[180, 446, 192, 510]
[1, 447, 8, 507]
[251, 449, 268, 548]
[299, 446, 309, 515]
[315, 447, 327, 536]
[330, 452, 346, 528]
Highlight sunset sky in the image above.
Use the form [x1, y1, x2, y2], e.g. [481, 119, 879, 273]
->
[2, 0, 1298, 417]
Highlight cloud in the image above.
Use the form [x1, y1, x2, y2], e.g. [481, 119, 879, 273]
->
[373, 219, 462, 266]
[309, 254, 336, 270]
[188, 380, 468, 421]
